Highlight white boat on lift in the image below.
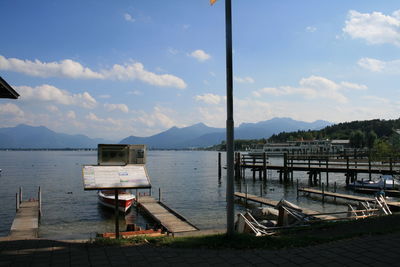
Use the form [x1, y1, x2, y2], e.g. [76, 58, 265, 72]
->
[98, 190, 136, 212]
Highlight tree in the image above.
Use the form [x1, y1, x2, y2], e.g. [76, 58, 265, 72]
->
[349, 130, 365, 148]
[365, 130, 377, 148]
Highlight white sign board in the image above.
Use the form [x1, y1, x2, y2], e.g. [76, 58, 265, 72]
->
[82, 164, 151, 190]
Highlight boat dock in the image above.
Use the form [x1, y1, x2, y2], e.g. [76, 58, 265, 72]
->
[234, 192, 337, 220]
[298, 187, 400, 210]
[137, 196, 198, 235]
[8, 187, 41, 240]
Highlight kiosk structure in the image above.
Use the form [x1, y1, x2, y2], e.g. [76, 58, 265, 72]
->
[82, 144, 151, 238]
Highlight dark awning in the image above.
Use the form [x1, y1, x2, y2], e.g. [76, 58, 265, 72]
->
[0, 76, 19, 99]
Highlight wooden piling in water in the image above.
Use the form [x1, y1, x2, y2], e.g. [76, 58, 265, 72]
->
[218, 152, 221, 179]
[263, 152, 267, 180]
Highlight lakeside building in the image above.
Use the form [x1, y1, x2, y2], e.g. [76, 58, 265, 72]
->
[252, 140, 350, 156]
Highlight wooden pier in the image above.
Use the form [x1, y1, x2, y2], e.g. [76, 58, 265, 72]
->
[219, 152, 400, 186]
[234, 192, 337, 220]
[137, 196, 198, 235]
[9, 187, 41, 240]
[298, 187, 400, 210]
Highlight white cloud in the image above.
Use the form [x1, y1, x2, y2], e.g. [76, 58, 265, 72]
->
[189, 50, 211, 62]
[340, 81, 367, 90]
[128, 90, 142, 95]
[343, 10, 400, 46]
[16, 84, 97, 108]
[234, 76, 255, 83]
[104, 103, 129, 113]
[0, 103, 24, 117]
[46, 105, 59, 113]
[252, 76, 367, 104]
[102, 62, 187, 89]
[99, 94, 111, 99]
[358, 57, 400, 73]
[66, 110, 76, 119]
[306, 26, 317, 33]
[135, 106, 176, 129]
[362, 95, 390, 104]
[168, 48, 179, 55]
[194, 93, 225, 105]
[0, 55, 103, 79]
[0, 55, 186, 89]
[124, 13, 135, 22]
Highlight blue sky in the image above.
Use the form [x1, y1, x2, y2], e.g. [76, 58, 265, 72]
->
[1, 0, 400, 140]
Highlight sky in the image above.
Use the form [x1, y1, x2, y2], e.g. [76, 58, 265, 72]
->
[1, 0, 400, 140]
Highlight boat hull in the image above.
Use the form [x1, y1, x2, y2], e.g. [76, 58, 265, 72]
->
[98, 190, 135, 213]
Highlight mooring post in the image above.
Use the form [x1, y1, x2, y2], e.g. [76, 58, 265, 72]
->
[19, 187, 22, 204]
[283, 153, 288, 182]
[158, 188, 162, 202]
[368, 156, 372, 181]
[218, 152, 222, 179]
[38, 186, 42, 219]
[245, 185, 248, 209]
[334, 181, 337, 201]
[322, 182, 325, 203]
[252, 156, 256, 180]
[114, 189, 120, 239]
[16, 192, 19, 212]
[263, 152, 267, 180]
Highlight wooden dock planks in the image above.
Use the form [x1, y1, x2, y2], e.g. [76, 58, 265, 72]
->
[9, 201, 40, 239]
[137, 196, 198, 234]
[234, 192, 337, 220]
[298, 187, 400, 209]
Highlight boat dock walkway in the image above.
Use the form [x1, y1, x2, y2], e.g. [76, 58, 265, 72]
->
[137, 196, 198, 235]
[298, 187, 400, 210]
[8, 187, 42, 240]
[234, 192, 337, 220]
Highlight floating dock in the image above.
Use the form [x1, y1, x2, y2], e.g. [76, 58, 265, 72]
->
[137, 196, 198, 235]
[298, 187, 400, 210]
[234, 192, 337, 220]
[9, 201, 40, 239]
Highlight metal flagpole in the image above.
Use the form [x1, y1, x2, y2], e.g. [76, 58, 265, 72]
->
[225, 0, 235, 236]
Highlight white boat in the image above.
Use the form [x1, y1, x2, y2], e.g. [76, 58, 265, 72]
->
[98, 190, 135, 212]
[347, 175, 400, 190]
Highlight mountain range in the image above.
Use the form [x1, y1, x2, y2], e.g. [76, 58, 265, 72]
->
[120, 118, 331, 149]
[0, 118, 331, 149]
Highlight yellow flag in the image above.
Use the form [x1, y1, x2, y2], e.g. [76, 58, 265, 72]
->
[210, 0, 217, 5]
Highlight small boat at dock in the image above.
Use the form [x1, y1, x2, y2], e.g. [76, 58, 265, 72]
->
[98, 190, 135, 212]
[347, 175, 400, 190]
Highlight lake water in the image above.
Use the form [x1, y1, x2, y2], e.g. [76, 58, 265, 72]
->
[0, 150, 382, 239]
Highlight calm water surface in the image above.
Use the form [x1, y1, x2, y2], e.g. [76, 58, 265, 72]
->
[0, 150, 384, 239]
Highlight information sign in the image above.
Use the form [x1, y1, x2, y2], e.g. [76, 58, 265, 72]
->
[82, 164, 151, 190]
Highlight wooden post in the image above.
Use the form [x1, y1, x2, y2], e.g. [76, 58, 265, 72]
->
[296, 179, 299, 197]
[19, 187, 22, 204]
[114, 190, 120, 239]
[260, 184, 263, 197]
[390, 157, 393, 174]
[16, 193, 19, 212]
[252, 156, 256, 180]
[158, 188, 162, 202]
[368, 156, 372, 181]
[326, 159, 329, 186]
[284, 153, 288, 182]
[237, 152, 241, 179]
[218, 152, 222, 179]
[245, 185, 248, 209]
[263, 152, 267, 180]
[38, 186, 42, 219]
[322, 183, 325, 203]
[334, 181, 337, 201]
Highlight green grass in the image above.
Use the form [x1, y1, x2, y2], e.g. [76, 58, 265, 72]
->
[91, 213, 400, 249]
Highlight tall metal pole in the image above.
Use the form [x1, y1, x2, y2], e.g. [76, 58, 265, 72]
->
[225, 0, 235, 236]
